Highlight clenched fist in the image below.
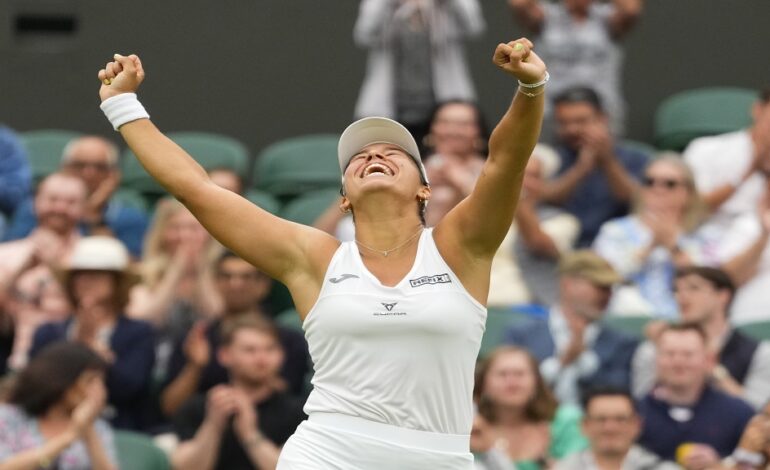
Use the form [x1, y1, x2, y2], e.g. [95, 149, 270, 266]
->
[493, 38, 547, 85]
[97, 54, 145, 102]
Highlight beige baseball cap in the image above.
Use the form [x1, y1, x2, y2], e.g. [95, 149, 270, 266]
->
[337, 117, 429, 185]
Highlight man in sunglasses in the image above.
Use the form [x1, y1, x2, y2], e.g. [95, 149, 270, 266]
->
[4, 136, 148, 257]
[540, 86, 648, 247]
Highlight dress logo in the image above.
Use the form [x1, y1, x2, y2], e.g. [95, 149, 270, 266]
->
[381, 302, 397, 311]
[329, 273, 360, 284]
[409, 273, 451, 288]
[373, 301, 406, 317]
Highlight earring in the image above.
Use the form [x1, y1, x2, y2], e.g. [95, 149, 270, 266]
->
[340, 206, 351, 214]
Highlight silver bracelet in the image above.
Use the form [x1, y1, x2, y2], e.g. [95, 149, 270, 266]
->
[732, 448, 766, 467]
[518, 71, 550, 88]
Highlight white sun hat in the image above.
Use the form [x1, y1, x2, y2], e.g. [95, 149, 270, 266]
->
[337, 117, 429, 185]
[68, 236, 130, 272]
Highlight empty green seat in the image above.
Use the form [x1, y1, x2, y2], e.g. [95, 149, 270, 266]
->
[603, 315, 652, 338]
[279, 188, 340, 226]
[737, 320, 770, 341]
[253, 134, 341, 198]
[654, 87, 757, 151]
[114, 430, 170, 470]
[21, 129, 81, 183]
[245, 188, 281, 215]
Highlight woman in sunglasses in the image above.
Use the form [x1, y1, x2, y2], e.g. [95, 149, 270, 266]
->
[592, 154, 709, 318]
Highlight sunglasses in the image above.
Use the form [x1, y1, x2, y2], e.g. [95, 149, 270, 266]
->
[642, 176, 686, 190]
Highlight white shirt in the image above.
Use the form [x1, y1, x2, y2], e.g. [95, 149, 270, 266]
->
[684, 130, 766, 238]
[303, 229, 486, 434]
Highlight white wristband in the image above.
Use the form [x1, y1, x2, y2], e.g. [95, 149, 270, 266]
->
[100, 93, 149, 131]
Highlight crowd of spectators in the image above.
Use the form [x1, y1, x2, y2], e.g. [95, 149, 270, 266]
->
[1, 1, 769, 469]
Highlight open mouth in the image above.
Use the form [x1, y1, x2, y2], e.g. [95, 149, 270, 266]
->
[361, 162, 394, 178]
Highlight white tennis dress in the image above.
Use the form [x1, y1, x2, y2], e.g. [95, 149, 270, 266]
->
[277, 228, 486, 469]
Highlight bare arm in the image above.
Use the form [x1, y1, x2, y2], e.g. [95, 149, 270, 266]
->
[607, 0, 644, 38]
[599, 154, 639, 202]
[539, 151, 595, 205]
[239, 433, 281, 470]
[438, 39, 545, 260]
[722, 229, 769, 286]
[0, 429, 80, 470]
[82, 426, 118, 470]
[171, 419, 223, 470]
[507, 0, 545, 34]
[97, 55, 337, 314]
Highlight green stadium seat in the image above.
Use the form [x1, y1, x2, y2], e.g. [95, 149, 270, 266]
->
[737, 320, 770, 341]
[114, 430, 170, 470]
[275, 308, 304, 332]
[654, 87, 757, 151]
[253, 134, 341, 199]
[279, 188, 340, 226]
[479, 307, 532, 358]
[245, 188, 281, 215]
[21, 129, 81, 183]
[603, 315, 652, 338]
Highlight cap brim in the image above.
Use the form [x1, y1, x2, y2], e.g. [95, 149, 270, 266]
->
[338, 117, 428, 184]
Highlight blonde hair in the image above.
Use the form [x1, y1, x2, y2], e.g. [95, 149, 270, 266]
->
[638, 154, 706, 233]
[140, 198, 221, 287]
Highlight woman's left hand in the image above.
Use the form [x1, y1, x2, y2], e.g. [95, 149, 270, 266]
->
[492, 37, 547, 85]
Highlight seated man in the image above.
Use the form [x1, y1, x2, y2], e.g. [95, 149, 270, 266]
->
[541, 87, 647, 247]
[555, 388, 678, 470]
[632, 266, 770, 409]
[4, 136, 149, 257]
[172, 315, 306, 470]
[504, 250, 638, 404]
[637, 324, 754, 468]
[683, 87, 770, 239]
[161, 252, 310, 416]
[0, 173, 86, 370]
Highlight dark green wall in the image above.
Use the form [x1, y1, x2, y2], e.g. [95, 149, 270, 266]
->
[2, 0, 769, 164]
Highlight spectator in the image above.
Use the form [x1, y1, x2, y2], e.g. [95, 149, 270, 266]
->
[0, 172, 86, 370]
[473, 346, 587, 470]
[540, 87, 648, 247]
[633, 267, 770, 409]
[718, 179, 770, 325]
[353, 0, 484, 143]
[161, 252, 310, 417]
[508, 0, 644, 139]
[4, 136, 149, 257]
[0, 341, 117, 470]
[489, 143, 580, 307]
[0, 125, 32, 219]
[128, 198, 223, 375]
[30, 236, 156, 431]
[504, 250, 638, 405]
[637, 324, 754, 468]
[422, 100, 488, 226]
[554, 388, 679, 470]
[208, 167, 244, 195]
[715, 401, 770, 470]
[593, 155, 709, 318]
[171, 315, 306, 470]
[683, 87, 770, 239]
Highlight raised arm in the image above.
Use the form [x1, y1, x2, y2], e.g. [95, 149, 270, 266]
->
[437, 38, 545, 259]
[607, 0, 644, 39]
[96, 55, 337, 313]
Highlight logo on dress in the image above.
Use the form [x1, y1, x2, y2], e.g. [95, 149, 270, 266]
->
[329, 273, 359, 284]
[381, 302, 397, 311]
[409, 273, 451, 288]
[373, 301, 406, 316]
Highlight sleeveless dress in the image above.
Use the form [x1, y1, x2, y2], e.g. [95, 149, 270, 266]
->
[277, 228, 486, 469]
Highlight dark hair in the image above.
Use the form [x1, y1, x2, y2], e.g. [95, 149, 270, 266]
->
[425, 99, 490, 156]
[8, 342, 107, 416]
[657, 322, 708, 345]
[674, 266, 736, 314]
[760, 87, 770, 103]
[220, 313, 281, 347]
[65, 270, 131, 313]
[581, 386, 638, 414]
[474, 346, 558, 423]
[553, 86, 604, 113]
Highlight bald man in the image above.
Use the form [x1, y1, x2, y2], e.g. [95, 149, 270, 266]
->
[4, 135, 148, 256]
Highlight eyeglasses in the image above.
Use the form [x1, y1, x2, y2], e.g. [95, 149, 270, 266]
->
[642, 176, 686, 190]
[65, 161, 113, 172]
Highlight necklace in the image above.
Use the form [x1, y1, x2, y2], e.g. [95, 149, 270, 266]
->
[355, 227, 423, 257]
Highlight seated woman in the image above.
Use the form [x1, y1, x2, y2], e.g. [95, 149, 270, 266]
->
[0, 341, 117, 470]
[593, 154, 710, 318]
[474, 346, 587, 470]
[30, 236, 155, 430]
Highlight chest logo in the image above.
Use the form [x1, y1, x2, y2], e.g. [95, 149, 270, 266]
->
[329, 273, 359, 284]
[409, 273, 451, 288]
[381, 302, 397, 311]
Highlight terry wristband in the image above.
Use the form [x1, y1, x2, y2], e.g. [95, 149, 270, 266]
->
[100, 93, 149, 131]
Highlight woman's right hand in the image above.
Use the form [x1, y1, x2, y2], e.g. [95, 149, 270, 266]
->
[71, 378, 108, 436]
[97, 54, 145, 101]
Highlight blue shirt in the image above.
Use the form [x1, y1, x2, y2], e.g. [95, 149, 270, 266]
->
[0, 126, 31, 217]
[555, 145, 648, 247]
[638, 386, 754, 460]
[3, 197, 149, 257]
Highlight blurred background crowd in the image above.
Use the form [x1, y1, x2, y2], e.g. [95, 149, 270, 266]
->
[1, 0, 770, 469]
